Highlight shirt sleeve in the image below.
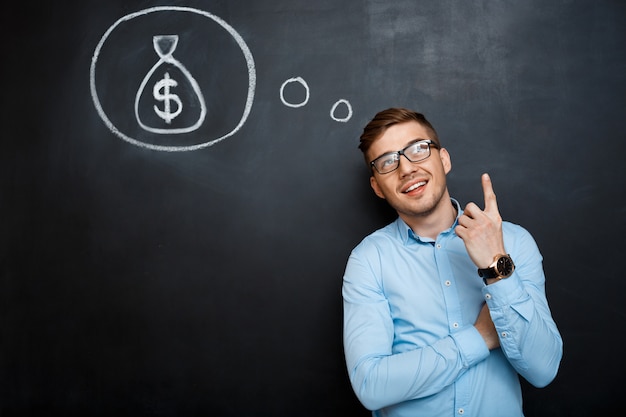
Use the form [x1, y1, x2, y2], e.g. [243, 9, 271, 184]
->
[342, 250, 489, 411]
[482, 224, 563, 388]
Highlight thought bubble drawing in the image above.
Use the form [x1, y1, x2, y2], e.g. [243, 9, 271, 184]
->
[92, 7, 354, 152]
[330, 99, 353, 122]
[280, 77, 310, 108]
[279, 76, 353, 122]
[90, 6, 256, 152]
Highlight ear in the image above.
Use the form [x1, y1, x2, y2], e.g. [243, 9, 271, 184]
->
[370, 176, 386, 199]
[440, 147, 452, 174]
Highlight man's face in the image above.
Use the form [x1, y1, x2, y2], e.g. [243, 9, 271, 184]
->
[367, 121, 452, 221]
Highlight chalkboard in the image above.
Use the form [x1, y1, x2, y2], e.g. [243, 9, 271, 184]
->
[2, 1, 625, 416]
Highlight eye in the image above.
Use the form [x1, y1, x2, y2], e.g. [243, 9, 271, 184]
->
[379, 154, 399, 168]
[407, 142, 429, 156]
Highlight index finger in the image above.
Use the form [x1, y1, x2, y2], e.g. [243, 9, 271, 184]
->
[482, 173, 498, 213]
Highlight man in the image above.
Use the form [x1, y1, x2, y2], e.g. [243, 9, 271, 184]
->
[342, 108, 562, 417]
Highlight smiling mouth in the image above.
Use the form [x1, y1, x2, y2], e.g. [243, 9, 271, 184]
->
[403, 181, 427, 193]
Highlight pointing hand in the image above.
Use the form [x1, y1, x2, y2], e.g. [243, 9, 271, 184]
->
[454, 173, 507, 269]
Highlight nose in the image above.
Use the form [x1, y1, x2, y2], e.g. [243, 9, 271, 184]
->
[397, 153, 418, 177]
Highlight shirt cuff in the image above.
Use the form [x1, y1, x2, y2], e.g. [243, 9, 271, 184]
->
[450, 324, 490, 368]
[481, 274, 525, 308]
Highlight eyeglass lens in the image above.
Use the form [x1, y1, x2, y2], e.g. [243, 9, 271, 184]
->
[372, 141, 432, 174]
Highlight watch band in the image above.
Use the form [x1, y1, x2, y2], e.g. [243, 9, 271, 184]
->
[477, 266, 499, 279]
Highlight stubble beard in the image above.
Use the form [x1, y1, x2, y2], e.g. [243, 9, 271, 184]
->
[396, 182, 449, 220]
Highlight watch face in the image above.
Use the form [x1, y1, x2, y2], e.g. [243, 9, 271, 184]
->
[496, 256, 514, 276]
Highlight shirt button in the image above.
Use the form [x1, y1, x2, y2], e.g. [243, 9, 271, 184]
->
[436, 244, 442, 249]
[485, 293, 492, 300]
[501, 332, 508, 338]
[445, 280, 451, 287]
[453, 322, 459, 328]
[458, 409, 465, 415]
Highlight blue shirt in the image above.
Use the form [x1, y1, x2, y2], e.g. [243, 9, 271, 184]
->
[342, 199, 562, 417]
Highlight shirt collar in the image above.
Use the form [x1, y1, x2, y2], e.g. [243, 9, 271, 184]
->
[396, 198, 462, 245]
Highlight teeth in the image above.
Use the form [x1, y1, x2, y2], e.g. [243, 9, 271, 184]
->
[405, 181, 426, 192]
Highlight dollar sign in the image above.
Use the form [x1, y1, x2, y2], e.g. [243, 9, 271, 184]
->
[153, 72, 183, 124]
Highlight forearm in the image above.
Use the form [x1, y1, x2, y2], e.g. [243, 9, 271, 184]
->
[345, 311, 489, 410]
[484, 275, 563, 387]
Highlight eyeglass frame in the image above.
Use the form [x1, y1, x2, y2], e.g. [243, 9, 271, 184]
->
[369, 139, 440, 174]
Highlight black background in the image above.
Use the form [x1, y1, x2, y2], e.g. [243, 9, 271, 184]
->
[2, 1, 625, 416]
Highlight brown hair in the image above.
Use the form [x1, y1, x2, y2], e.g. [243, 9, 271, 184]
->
[358, 108, 440, 164]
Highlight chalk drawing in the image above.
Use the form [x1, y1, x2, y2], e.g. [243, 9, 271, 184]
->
[279, 76, 353, 122]
[330, 99, 353, 122]
[135, 35, 206, 134]
[280, 77, 310, 108]
[90, 6, 256, 152]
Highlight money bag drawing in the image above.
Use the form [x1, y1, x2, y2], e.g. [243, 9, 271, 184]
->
[135, 35, 207, 134]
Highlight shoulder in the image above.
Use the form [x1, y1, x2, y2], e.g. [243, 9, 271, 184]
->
[354, 220, 402, 251]
[348, 219, 404, 264]
[344, 220, 405, 290]
[502, 220, 542, 261]
[502, 220, 535, 242]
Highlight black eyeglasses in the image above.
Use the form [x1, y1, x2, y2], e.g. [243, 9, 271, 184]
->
[370, 139, 439, 174]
